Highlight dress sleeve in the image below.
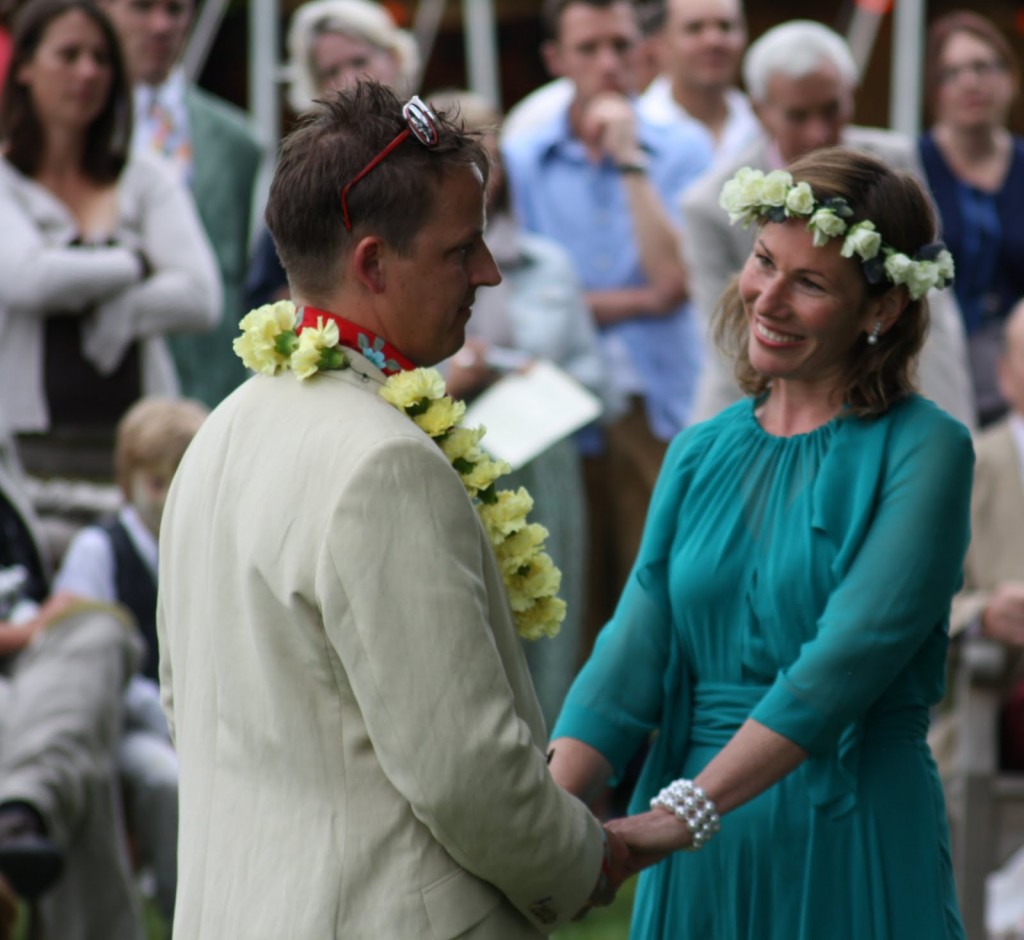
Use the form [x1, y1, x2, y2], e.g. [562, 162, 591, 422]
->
[553, 425, 709, 776]
[751, 411, 974, 754]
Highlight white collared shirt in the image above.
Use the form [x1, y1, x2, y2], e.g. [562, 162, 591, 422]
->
[132, 67, 192, 186]
[53, 504, 158, 603]
[638, 78, 759, 168]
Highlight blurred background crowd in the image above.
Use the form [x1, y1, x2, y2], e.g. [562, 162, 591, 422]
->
[0, 0, 1023, 937]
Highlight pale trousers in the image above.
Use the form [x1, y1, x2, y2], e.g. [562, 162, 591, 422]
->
[120, 676, 178, 924]
[0, 607, 144, 940]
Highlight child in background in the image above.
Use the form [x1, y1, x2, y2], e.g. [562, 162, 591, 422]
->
[53, 397, 207, 929]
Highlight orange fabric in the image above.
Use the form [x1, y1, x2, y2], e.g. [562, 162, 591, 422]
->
[854, 0, 893, 13]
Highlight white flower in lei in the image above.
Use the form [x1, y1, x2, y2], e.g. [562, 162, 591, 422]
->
[718, 167, 956, 300]
[234, 302, 566, 640]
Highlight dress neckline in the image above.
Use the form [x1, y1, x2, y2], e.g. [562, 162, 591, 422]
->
[746, 396, 845, 442]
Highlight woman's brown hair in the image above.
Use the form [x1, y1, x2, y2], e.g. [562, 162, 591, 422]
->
[712, 147, 936, 417]
[0, 0, 132, 182]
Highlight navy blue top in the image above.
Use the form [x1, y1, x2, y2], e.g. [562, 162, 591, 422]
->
[918, 131, 1024, 334]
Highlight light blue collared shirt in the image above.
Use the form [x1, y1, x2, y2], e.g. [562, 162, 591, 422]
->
[503, 105, 713, 444]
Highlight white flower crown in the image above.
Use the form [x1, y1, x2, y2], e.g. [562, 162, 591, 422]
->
[719, 167, 955, 301]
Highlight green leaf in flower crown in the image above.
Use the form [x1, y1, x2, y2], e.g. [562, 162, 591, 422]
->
[452, 457, 476, 475]
[405, 399, 431, 417]
[478, 485, 498, 505]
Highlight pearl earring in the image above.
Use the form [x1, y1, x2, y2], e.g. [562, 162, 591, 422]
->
[867, 321, 882, 346]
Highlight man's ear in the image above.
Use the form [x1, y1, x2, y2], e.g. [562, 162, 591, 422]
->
[351, 236, 386, 295]
[541, 40, 563, 78]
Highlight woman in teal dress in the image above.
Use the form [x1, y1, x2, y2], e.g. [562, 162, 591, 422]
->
[549, 148, 973, 939]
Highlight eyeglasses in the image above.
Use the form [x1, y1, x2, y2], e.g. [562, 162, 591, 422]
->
[937, 58, 1007, 85]
[340, 95, 441, 232]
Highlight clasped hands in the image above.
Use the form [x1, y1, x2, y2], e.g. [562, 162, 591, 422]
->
[577, 809, 689, 919]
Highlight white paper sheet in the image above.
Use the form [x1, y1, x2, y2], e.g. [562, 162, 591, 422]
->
[463, 360, 603, 471]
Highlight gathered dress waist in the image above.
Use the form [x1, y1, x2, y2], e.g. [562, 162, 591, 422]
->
[688, 682, 930, 816]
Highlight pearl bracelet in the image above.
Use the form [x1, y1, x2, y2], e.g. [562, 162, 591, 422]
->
[650, 779, 721, 851]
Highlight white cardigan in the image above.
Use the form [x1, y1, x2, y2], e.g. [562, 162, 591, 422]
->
[0, 152, 221, 432]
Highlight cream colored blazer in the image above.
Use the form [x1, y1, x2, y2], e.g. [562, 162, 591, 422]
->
[681, 126, 976, 430]
[157, 353, 604, 939]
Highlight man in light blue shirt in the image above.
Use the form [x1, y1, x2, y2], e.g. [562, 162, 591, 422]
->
[503, 0, 712, 639]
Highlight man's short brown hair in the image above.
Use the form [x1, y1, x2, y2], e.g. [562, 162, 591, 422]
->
[264, 81, 489, 301]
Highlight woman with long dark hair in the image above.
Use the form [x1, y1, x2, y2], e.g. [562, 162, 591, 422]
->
[0, 0, 218, 479]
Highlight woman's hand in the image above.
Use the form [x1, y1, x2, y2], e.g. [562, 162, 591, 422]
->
[605, 809, 690, 872]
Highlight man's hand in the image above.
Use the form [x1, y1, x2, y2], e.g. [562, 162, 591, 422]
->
[0, 591, 91, 658]
[579, 93, 640, 166]
[572, 824, 633, 922]
[981, 582, 1024, 646]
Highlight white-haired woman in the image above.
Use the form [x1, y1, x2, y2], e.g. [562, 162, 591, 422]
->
[245, 0, 418, 308]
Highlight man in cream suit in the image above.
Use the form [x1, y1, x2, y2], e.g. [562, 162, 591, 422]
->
[157, 83, 628, 939]
[682, 20, 975, 429]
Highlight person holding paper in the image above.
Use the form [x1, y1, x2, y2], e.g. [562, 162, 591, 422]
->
[432, 89, 608, 726]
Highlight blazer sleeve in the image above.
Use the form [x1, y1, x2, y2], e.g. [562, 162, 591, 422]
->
[317, 433, 604, 933]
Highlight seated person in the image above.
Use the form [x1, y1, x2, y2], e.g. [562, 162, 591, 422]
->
[52, 396, 208, 926]
[934, 298, 1024, 774]
[0, 412, 143, 940]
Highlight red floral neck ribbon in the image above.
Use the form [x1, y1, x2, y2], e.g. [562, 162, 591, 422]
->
[296, 306, 415, 376]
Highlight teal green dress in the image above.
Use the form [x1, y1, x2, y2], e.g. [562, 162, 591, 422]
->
[553, 394, 973, 939]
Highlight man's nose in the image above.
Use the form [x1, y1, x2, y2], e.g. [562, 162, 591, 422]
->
[474, 244, 502, 288]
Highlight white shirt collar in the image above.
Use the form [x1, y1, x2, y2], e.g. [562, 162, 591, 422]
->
[133, 66, 188, 125]
[638, 77, 758, 167]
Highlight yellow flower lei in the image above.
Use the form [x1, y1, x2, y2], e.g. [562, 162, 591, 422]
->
[234, 302, 566, 641]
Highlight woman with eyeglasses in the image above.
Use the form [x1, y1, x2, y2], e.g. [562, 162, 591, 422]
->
[920, 10, 1024, 426]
